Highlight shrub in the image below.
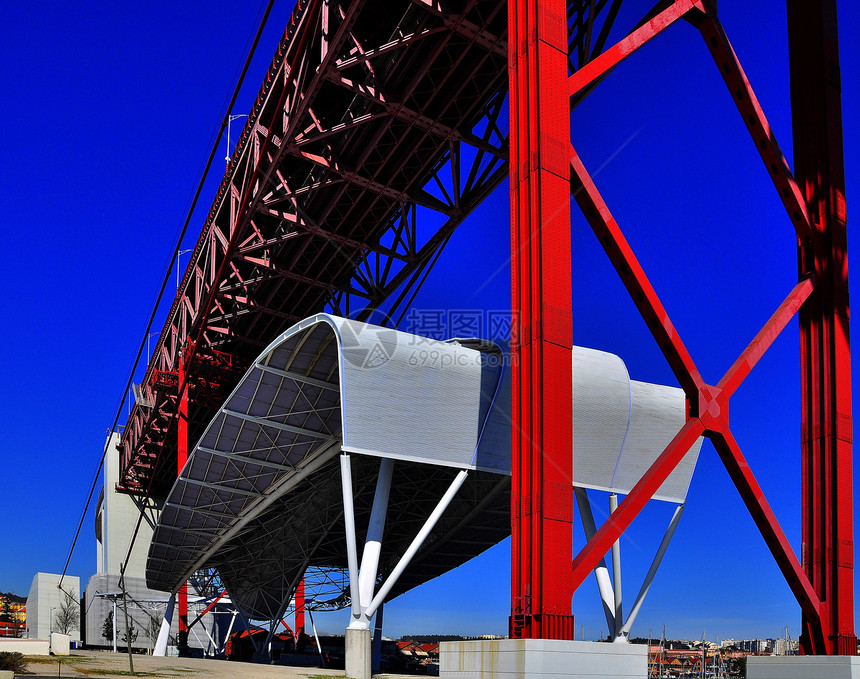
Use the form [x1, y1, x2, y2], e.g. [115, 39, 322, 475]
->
[0, 651, 27, 673]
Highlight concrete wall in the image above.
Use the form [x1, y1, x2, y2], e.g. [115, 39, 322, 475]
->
[25, 573, 80, 642]
[0, 638, 50, 655]
[95, 433, 161, 580]
[747, 655, 860, 679]
[441, 639, 647, 679]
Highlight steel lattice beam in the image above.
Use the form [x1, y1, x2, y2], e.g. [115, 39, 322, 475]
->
[118, 0, 509, 496]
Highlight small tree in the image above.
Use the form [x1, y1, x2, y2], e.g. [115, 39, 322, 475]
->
[121, 619, 138, 647]
[102, 610, 114, 644]
[54, 588, 79, 635]
[146, 613, 162, 649]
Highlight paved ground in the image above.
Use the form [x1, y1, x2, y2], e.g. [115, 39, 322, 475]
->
[21, 650, 327, 676]
[18, 650, 419, 679]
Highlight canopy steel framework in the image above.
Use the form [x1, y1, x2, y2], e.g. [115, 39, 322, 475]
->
[113, 0, 852, 657]
[509, 0, 853, 656]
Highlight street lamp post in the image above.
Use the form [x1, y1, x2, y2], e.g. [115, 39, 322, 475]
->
[225, 114, 248, 164]
[177, 249, 193, 291]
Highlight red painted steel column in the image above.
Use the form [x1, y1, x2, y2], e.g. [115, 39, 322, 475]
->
[789, 1, 855, 656]
[294, 579, 305, 643]
[177, 354, 190, 654]
[508, 0, 574, 640]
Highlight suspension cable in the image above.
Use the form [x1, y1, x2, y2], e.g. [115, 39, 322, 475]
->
[59, 0, 280, 589]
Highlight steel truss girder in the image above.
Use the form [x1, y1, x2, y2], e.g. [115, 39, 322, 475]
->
[527, 0, 853, 654]
[119, 0, 509, 495]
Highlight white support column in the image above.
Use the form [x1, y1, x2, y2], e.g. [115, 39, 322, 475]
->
[219, 610, 237, 654]
[621, 504, 685, 637]
[345, 458, 394, 679]
[364, 469, 468, 620]
[575, 488, 616, 636]
[357, 458, 394, 613]
[342, 463, 468, 679]
[609, 493, 624, 642]
[340, 455, 362, 623]
[307, 608, 325, 667]
[153, 594, 174, 657]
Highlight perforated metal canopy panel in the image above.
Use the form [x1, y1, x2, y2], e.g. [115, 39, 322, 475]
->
[572, 346, 703, 503]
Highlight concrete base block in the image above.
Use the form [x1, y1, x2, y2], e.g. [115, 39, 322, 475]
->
[747, 655, 860, 679]
[50, 633, 70, 655]
[346, 627, 371, 679]
[440, 639, 647, 679]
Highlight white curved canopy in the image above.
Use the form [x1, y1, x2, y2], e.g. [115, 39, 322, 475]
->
[147, 314, 701, 615]
[572, 346, 703, 503]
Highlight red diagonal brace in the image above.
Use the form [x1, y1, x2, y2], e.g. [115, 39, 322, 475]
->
[718, 275, 816, 398]
[571, 418, 705, 590]
[568, 0, 704, 98]
[570, 150, 704, 402]
[187, 588, 227, 630]
[710, 430, 821, 622]
[697, 14, 812, 240]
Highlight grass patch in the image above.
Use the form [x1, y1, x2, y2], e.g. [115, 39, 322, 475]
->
[81, 668, 201, 677]
[83, 671, 163, 677]
[24, 654, 94, 664]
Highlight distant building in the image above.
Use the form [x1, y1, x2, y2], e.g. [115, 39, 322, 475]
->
[83, 433, 219, 653]
[0, 594, 25, 637]
[25, 573, 80, 643]
[741, 638, 767, 654]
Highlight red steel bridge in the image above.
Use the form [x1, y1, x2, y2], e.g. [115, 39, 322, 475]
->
[116, 0, 853, 656]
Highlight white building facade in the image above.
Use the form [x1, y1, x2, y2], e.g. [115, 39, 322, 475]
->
[25, 573, 80, 642]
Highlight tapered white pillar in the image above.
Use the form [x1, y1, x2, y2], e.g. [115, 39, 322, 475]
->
[153, 594, 175, 657]
[609, 493, 624, 641]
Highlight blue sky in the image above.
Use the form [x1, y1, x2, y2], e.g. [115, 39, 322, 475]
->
[1, 0, 858, 644]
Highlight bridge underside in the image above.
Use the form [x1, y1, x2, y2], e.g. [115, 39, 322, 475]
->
[119, 0, 509, 497]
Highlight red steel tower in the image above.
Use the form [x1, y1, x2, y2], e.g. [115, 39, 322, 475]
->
[509, 0, 853, 654]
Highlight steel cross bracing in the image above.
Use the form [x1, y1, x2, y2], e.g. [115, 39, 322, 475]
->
[118, 0, 509, 496]
[508, 0, 852, 654]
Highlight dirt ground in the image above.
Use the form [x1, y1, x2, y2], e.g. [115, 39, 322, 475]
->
[18, 649, 416, 679]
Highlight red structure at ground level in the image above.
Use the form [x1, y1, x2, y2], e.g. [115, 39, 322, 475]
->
[508, 0, 853, 655]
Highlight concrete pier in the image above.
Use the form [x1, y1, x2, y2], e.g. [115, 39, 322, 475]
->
[345, 627, 371, 679]
[441, 638, 647, 679]
[747, 655, 860, 678]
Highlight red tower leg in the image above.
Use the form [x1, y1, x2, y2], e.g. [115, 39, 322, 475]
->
[508, 0, 574, 640]
[177, 355, 190, 653]
[788, 0, 855, 656]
